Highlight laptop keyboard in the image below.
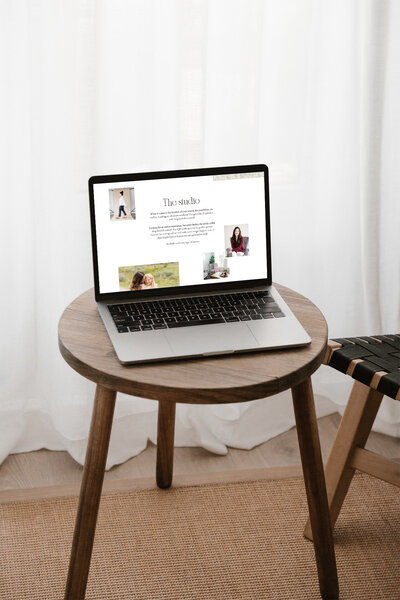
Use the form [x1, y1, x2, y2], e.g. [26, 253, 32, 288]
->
[108, 291, 285, 333]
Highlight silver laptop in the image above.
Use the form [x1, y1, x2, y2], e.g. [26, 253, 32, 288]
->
[89, 164, 310, 364]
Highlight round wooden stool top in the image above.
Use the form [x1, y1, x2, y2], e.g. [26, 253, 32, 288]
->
[58, 284, 327, 404]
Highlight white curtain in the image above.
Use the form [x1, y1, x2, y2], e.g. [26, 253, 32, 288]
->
[1, 0, 399, 469]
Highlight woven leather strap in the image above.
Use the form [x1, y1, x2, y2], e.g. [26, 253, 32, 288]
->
[325, 334, 400, 401]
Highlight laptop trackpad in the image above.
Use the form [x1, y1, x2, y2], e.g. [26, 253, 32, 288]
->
[166, 322, 258, 356]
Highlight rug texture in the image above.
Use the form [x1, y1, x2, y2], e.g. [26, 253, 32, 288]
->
[0, 473, 399, 599]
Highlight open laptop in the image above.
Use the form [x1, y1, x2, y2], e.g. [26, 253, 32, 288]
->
[89, 164, 310, 364]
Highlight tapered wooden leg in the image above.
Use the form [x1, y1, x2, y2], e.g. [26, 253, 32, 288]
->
[156, 400, 176, 489]
[304, 380, 383, 540]
[64, 385, 116, 600]
[292, 378, 339, 600]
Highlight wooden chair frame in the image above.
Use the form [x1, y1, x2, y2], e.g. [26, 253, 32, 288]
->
[305, 340, 400, 540]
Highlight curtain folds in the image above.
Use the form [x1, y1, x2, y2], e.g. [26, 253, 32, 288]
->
[1, 0, 399, 469]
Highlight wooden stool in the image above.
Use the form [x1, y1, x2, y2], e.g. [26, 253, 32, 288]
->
[58, 284, 339, 600]
[304, 334, 400, 541]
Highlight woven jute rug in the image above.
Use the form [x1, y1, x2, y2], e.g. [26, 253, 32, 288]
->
[0, 471, 399, 599]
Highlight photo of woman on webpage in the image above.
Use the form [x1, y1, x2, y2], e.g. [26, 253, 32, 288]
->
[231, 226, 245, 256]
[129, 271, 159, 290]
[130, 271, 145, 290]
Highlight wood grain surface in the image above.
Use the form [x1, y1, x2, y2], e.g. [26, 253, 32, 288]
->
[292, 378, 339, 598]
[58, 284, 328, 404]
[64, 385, 116, 600]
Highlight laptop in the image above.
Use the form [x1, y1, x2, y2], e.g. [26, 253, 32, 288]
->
[89, 164, 310, 364]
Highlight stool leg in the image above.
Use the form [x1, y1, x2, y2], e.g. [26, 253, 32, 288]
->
[304, 380, 383, 540]
[156, 400, 176, 489]
[64, 385, 116, 600]
[292, 377, 339, 600]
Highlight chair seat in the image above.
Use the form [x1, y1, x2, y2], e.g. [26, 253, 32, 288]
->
[304, 333, 400, 553]
[326, 334, 400, 400]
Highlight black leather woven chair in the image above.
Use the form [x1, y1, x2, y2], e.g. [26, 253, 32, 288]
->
[304, 334, 400, 540]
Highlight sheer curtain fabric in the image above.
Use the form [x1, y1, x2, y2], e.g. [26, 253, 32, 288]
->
[0, 0, 399, 468]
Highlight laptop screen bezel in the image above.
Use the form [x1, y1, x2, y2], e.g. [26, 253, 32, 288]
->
[88, 164, 272, 302]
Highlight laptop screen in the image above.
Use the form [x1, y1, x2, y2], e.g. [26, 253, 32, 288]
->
[89, 165, 271, 299]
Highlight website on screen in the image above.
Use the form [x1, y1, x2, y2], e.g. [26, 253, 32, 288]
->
[93, 171, 268, 294]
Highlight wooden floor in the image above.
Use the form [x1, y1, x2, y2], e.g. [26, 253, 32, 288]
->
[0, 413, 398, 492]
